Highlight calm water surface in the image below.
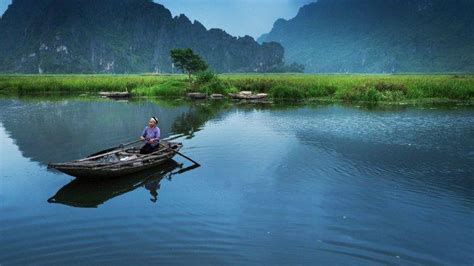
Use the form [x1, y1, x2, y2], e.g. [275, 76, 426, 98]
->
[0, 98, 473, 265]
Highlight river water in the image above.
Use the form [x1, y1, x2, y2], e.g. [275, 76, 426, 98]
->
[0, 98, 473, 265]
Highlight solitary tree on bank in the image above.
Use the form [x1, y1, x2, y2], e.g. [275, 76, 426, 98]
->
[170, 48, 208, 81]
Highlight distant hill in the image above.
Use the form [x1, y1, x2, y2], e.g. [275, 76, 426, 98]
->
[259, 0, 474, 73]
[0, 0, 287, 74]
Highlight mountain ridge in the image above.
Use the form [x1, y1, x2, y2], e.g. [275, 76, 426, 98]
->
[259, 0, 474, 73]
[0, 0, 287, 73]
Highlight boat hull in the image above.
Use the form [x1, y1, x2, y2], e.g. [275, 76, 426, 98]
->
[53, 155, 175, 179]
[49, 142, 182, 179]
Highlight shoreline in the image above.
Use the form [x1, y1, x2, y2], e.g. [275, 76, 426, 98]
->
[2, 93, 473, 108]
[1, 74, 473, 104]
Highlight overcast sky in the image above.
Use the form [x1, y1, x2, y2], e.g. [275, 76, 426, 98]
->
[0, 0, 314, 38]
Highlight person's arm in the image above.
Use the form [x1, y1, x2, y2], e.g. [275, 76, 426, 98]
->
[140, 127, 147, 141]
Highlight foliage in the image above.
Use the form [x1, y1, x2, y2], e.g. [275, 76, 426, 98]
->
[269, 85, 305, 100]
[226, 78, 278, 93]
[194, 70, 235, 95]
[170, 49, 208, 80]
[1, 74, 473, 103]
[132, 80, 188, 98]
[336, 84, 380, 102]
[0, 75, 161, 95]
[195, 70, 217, 84]
[374, 82, 408, 95]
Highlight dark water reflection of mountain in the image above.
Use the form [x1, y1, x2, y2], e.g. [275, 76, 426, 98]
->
[0, 98, 229, 165]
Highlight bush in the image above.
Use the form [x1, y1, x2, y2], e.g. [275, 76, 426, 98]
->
[195, 70, 217, 84]
[366, 87, 379, 102]
[269, 85, 305, 100]
[337, 84, 379, 102]
[375, 82, 407, 94]
[194, 71, 234, 95]
[308, 85, 337, 97]
[378, 90, 405, 102]
[199, 79, 228, 95]
[225, 86, 239, 94]
[133, 80, 187, 97]
[229, 78, 276, 93]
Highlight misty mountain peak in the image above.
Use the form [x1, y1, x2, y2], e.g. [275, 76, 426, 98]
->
[260, 0, 474, 73]
[0, 0, 286, 73]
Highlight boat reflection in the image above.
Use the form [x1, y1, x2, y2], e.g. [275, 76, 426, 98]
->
[48, 160, 199, 208]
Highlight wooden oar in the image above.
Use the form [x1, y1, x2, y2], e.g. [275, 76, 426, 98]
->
[159, 143, 200, 166]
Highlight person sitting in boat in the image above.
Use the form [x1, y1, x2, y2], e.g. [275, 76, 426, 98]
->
[139, 117, 160, 154]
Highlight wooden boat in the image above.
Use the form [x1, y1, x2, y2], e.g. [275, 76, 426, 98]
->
[99, 91, 130, 98]
[210, 93, 224, 99]
[187, 92, 207, 99]
[48, 141, 182, 179]
[229, 92, 268, 100]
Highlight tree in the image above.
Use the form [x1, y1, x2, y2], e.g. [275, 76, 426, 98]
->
[170, 48, 208, 81]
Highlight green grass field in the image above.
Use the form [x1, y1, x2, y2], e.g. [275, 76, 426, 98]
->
[1, 74, 473, 103]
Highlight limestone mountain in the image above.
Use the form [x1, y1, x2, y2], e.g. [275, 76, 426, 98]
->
[0, 0, 286, 73]
[259, 0, 474, 73]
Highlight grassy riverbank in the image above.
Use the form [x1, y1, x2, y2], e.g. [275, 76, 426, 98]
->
[0, 74, 473, 103]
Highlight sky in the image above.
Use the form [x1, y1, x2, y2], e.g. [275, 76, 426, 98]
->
[0, 0, 314, 38]
[0, 0, 9, 17]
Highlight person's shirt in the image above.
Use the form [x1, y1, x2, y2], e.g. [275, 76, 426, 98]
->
[142, 126, 160, 147]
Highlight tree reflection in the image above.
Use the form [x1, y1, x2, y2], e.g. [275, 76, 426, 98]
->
[171, 101, 231, 138]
